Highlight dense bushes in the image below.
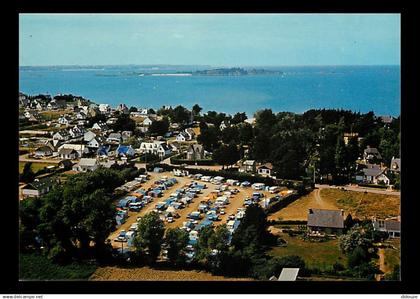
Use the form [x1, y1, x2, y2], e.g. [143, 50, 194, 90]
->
[170, 154, 215, 166]
[19, 167, 141, 265]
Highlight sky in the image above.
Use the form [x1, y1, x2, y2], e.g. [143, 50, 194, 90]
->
[19, 14, 400, 66]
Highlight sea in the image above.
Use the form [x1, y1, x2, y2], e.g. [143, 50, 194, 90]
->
[19, 65, 400, 117]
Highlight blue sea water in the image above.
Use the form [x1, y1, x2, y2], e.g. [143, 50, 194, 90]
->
[19, 65, 400, 117]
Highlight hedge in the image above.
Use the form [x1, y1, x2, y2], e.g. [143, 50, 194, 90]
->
[170, 154, 216, 166]
[147, 163, 310, 192]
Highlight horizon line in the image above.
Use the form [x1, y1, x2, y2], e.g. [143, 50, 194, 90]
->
[19, 63, 401, 68]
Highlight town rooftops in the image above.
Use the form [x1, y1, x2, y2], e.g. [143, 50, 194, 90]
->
[243, 160, 256, 165]
[307, 208, 344, 229]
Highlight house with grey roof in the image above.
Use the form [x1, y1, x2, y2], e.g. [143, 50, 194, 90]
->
[58, 148, 79, 160]
[363, 146, 382, 163]
[34, 145, 54, 157]
[240, 160, 256, 173]
[372, 216, 401, 238]
[72, 158, 99, 172]
[22, 177, 56, 198]
[186, 144, 205, 160]
[307, 208, 345, 235]
[107, 132, 122, 144]
[390, 157, 401, 173]
[361, 167, 390, 185]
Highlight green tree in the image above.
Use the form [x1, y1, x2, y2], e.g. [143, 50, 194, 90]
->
[134, 212, 165, 264]
[148, 118, 169, 136]
[20, 162, 35, 183]
[197, 127, 220, 152]
[192, 104, 202, 118]
[212, 143, 240, 169]
[338, 224, 373, 254]
[238, 123, 254, 145]
[111, 113, 136, 132]
[231, 112, 247, 124]
[165, 228, 189, 266]
[170, 105, 191, 125]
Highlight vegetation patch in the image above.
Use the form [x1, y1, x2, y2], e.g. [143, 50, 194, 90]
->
[269, 233, 347, 272]
[20, 253, 97, 280]
[321, 189, 400, 219]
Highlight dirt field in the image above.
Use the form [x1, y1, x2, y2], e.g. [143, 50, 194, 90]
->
[320, 188, 400, 219]
[90, 266, 253, 281]
[268, 187, 400, 221]
[268, 189, 338, 221]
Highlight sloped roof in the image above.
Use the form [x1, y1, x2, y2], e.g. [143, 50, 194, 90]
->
[390, 158, 401, 171]
[307, 208, 344, 229]
[278, 268, 300, 281]
[78, 158, 98, 167]
[58, 148, 77, 155]
[362, 167, 384, 177]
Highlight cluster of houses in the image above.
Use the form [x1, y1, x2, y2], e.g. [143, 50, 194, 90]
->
[354, 146, 400, 186]
[306, 208, 400, 238]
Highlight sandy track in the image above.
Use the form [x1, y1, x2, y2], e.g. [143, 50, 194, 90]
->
[90, 266, 253, 281]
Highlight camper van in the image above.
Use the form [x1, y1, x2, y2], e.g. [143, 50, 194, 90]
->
[252, 183, 265, 190]
[269, 186, 280, 194]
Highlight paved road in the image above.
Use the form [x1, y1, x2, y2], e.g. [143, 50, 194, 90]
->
[315, 184, 400, 196]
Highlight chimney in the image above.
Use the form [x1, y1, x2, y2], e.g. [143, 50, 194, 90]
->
[340, 209, 344, 216]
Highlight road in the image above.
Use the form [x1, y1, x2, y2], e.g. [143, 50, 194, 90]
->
[315, 184, 400, 196]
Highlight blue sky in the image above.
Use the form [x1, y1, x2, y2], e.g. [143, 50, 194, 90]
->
[19, 14, 400, 66]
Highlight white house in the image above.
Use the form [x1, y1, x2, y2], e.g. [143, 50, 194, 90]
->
[72, 158, 99, 172]
[53, 130, 70, 141]
[139, 141, 171, 158]
[87, 136, 105, 149]
[361, 166, 390, 185]
[58, 148, 79, 160]
[257, 163, 273, 177]
[372, 216, 401, 238]
[99, 104, 111, 114]
[92, 122, 108, 132]
[176, 132, 189, 142]
[58, 144, 88, 157]
[58, 115, 72, 125]
[142, 117, 153, 126]
[68, 126, 85, 138]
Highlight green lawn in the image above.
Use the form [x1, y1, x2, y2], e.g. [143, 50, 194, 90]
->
[269, 233, 347, 272]
[20, 253, 97, 280]
[19, 162, 56, 174]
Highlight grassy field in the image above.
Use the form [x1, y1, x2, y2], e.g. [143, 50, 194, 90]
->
[268, 189, 338, 221]
[269, 232, 347, 272]
[20, 253, 97, 280]
[90, 266, 253, 281]
[320, 189, 400, 219]
[383, 239, 400, 274]
[19, 162, 56, 174]
[268, 188, 400, 221]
